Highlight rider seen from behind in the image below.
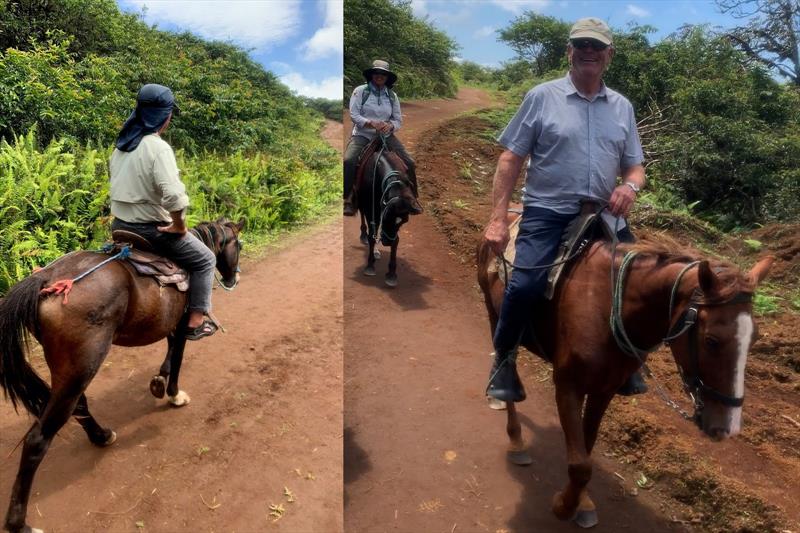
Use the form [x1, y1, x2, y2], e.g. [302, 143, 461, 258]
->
[483, 18, 648, 402]
[109, 84, 217, 341]
[343, 59, 420, 216]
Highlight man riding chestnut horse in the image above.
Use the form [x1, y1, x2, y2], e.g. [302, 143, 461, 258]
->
[484, 18, 647, 401]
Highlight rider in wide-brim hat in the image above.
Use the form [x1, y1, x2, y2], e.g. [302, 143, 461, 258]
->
[362, 59, 398, 88]
[343, 59, 419, 217]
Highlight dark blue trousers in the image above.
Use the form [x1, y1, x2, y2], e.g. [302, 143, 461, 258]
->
[492, 206, 634, 355]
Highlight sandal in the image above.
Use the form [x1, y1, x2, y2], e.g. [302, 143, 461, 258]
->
[184, 319, 217, 341]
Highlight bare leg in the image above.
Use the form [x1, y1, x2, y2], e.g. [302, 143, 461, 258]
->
[385, 239, 399, 287]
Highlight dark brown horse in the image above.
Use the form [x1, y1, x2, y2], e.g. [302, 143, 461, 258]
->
[0, 218, 243, 533]
[477, 213, 773, 528]
[357, 143, 419, 287]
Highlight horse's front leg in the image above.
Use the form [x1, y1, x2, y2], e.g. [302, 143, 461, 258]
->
[359, 214, 369, 246]
[149, 334, 175, 399]
[552, 380, 591, 524]
[385, 239, 399, 287]
[165, 328, 190, 407]
[364, 235, 377, 277]
[567, 391, 615, 529]
[505, 400, 533, 465]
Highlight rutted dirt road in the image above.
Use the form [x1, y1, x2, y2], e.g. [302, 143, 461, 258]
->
[0, 128, 344, 532]
[344, 88, 683, 532]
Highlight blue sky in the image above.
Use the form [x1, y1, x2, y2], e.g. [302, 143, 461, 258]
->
[117, 1, 343, 100]
[409, 0, 752, 67]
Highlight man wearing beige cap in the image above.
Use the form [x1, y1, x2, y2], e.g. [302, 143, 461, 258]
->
[484, 18, 647, 402]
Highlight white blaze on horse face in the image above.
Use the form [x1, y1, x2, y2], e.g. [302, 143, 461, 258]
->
[727, 312, 753, 435]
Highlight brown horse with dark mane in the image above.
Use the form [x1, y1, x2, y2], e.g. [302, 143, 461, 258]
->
[477, 212, 773, 528]
[0, 218, 243, 533]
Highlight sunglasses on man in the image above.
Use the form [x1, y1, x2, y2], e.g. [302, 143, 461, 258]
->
[570, 38, 609, 51]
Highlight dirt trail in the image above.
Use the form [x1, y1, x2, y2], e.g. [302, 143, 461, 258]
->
[344, 88, 681, 532]
[1, 192, 343, 527]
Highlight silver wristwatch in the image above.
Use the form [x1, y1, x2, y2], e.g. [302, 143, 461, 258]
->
[624, 181, 640, 193]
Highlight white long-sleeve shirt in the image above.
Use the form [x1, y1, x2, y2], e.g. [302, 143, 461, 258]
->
[349, 83, 402, 140]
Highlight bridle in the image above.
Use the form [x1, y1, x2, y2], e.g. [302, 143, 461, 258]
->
[612, 251, 752, 422]
[190, 222, 242, 291]
[368, 136, 411, 244]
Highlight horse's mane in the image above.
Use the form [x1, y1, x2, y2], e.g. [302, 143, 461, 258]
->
[614, 233, 755, 296]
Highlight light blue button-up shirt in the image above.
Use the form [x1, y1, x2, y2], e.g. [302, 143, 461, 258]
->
[498, 73, 643, 215]
[349, 83, 402, 140]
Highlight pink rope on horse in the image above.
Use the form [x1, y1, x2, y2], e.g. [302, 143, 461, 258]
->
[40, 279, 74, 305]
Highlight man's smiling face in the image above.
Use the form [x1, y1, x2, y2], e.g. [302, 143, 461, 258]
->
[568, 38, 614, 80]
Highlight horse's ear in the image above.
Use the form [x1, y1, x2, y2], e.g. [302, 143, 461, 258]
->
[747, 256, 774, 287]
[235, 218, 245, 232]
[698, 260, 720, 295]
[215, 216, 228, 224]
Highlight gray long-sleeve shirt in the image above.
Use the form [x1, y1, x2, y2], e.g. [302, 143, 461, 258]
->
[349, 83, 402, 140]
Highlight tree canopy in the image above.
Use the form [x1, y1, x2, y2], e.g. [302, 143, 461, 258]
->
[344, 0, 458, 99]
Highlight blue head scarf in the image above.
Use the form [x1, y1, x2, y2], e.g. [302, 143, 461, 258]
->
[115, 84, 180, 152]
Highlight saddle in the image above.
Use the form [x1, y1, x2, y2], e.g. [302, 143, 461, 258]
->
[490, 202, 612, 300]
[354, 138, 408, 190]
[110, 230, 189, 292]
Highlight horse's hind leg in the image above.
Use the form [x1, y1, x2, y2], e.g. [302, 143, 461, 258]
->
[165, 328, 190, 407]
[4, 381, 89, 533]
[505, 401, 532, 465]
[385, 240, 399, 287]
[73, 393, 116, 447]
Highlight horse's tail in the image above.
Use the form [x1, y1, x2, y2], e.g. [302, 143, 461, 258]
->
[0, 275, 50, 417]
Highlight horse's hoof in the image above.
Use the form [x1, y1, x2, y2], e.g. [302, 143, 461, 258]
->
[24, 527, 44, 533]
[385, 274, 398, 287]
[149, 375, 166, 398]
[551, 491, 574, 521]
[360, 234, 369, 246]
[506, 449, 533, 466]
[102, 430, 117, 447]
[487, 396, 506, 410]
[373, 249, 381, 259]
[364, 266, 376, 277]
[573, 509, 599, 529]
[168, 390, 191, 407]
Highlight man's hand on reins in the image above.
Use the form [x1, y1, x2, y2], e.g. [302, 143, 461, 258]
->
[608, 183, 637, 217]
[484, 217, 510, 256]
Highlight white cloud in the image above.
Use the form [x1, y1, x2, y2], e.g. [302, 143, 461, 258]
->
[411, 0, 427, 17]
[124, 0, 301, 47]
[452, 55, 464, 64]
[490, 0, 551, 14]
[474, 25, 496, 39]
[626, 4, 651, 17]
[301, 0, 343, 61]
[280, 72, 342, 100]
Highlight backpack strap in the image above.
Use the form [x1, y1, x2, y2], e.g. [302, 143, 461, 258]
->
[360, 85, 397, 106]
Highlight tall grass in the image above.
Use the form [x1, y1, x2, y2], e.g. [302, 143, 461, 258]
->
[0, 129, 339, 294]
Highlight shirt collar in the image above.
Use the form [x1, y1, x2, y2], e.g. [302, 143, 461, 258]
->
[563, 72, 608, 101]
[368, 82, 389, 95]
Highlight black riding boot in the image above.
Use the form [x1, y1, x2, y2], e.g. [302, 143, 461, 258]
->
[617, 369, 648, 396]
[486, 350, 526, 402]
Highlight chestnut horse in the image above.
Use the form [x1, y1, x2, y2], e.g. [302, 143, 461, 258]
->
[0, 218, 243, 533]
[357, 142, 419, 287]
[477, 213, 773, 528]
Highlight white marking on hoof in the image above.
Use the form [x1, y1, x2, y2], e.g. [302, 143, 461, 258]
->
[104, 430, 117, 446]
[168, 390, 191, 407]
[30, 528, 44, 533]
[487, 396, 507, 410]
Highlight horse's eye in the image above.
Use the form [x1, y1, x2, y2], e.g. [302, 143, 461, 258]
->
[705, 336, 720, 350]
